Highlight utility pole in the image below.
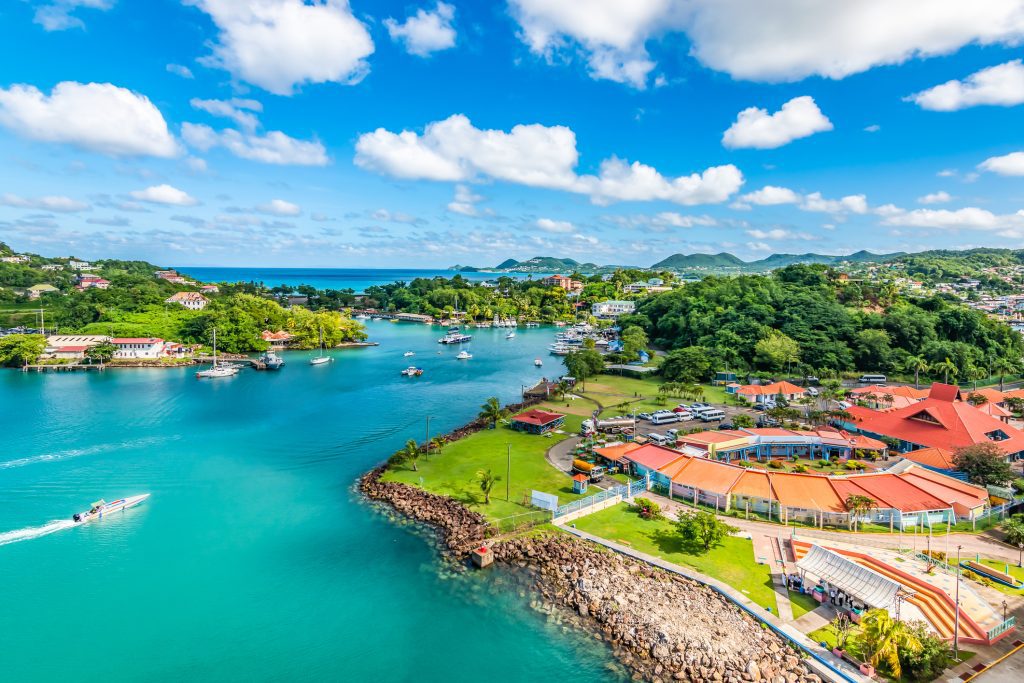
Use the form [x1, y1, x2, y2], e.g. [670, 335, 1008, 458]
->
[425, 415, 431, 451]
[953, 544, 962, 661]
[506, 443, 511, 502]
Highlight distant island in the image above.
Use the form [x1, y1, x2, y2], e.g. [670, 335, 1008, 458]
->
[452, 249, 906, 274]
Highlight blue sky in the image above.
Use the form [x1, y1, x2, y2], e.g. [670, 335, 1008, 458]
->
[2, 1, 1024, 268]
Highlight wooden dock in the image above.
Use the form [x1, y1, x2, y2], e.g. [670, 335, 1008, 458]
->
[22, 363, 105, 372]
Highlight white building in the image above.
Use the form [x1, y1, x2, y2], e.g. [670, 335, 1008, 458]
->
[41, 264, 64, 271]
[1, 255, 29, 264]
[592, 300, 636, 318]
[165, 291, 209, 310]
[111, 338, 166, 359]
[68, 260, 92, 270]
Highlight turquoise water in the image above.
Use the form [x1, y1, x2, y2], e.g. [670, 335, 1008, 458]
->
[178, 267, 556, 293]
[0, 323, 619, 681]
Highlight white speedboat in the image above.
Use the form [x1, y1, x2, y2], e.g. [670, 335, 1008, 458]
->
[534, 358, 543, 367]
[72, 494, 149, 524]
[456, 350, 473, 360]
[404, 351, 415, 357]
[506, 331, 516, 339]
[401, 366, 423, 376]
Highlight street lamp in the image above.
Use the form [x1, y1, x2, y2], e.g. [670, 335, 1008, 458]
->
[506, 443, 511, 502]
[1019, 542, 1023, 568]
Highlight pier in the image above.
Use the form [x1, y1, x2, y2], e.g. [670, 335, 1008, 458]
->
[21, 363, 105, 372]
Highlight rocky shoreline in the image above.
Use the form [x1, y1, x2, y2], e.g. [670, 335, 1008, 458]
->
[360, 468, 819, 683]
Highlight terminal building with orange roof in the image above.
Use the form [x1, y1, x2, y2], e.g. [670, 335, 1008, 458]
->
[840, 383, 1024, 465]
[674, 427, 886, 462]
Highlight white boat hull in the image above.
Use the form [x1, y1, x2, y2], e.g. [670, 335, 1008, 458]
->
[73, 494, 150, 524]
[310, 357, 332, 365]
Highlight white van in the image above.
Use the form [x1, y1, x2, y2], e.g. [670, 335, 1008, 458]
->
[700, 409, 726, 422]
[650, 412, 681, 425]
[647, 433, 672, 445]
[858, 374, 887, 384]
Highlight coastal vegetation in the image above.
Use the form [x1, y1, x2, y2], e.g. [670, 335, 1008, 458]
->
[621, 263, 1024, 378]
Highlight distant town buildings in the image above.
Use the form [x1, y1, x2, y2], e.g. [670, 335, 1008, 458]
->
[155, 269, 188, 284]
[1, 255, 29, 264]
[111, 338, 166, 359]
[76, 275, 110, 290]
[68, 260, 92, 270]
[541, 274, 584, 293]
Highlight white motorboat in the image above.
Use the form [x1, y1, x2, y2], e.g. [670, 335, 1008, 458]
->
[456, 350, 473, 360]
[438, 332, 472, 344]
[534, 358, 543, 367]
[72, 494, 149, 524]
[404, 351, 416, 357]
[506, 331, 516, 339]
[197, 328, 239, 378]
[401, 366, 424, 376]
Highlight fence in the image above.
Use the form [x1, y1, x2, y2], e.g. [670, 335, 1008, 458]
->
[988, 616, 1017, 642]
[554, 484, 627, 519]
[492, 509, 552, 533]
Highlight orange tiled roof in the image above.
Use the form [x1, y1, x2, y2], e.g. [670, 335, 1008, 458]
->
[737, 380, 806, 396]
[593, 442, 641, 463]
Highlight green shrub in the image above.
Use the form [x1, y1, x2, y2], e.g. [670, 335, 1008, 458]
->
[632, 497, 662, 520]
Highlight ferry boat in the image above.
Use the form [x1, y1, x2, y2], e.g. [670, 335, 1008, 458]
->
[456, 350, 473, 360]
[259, 351, 285, 370]
[438, 332, 472, 344]
[401, 366, 424, 376]
[72, 494, 149, 524]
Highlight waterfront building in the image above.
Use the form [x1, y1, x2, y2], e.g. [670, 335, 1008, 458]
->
[541, 274, 583, 293]
[591, 300, 635, 318]
[165, 291, 209, 310]
[509, 409, 565, 434]
[111, 337, 166, 359]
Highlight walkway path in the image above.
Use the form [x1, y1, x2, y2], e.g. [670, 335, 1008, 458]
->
[557, 524, 872, 683]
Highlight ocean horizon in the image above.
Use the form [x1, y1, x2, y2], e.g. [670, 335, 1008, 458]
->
[179, 266, 557, 293]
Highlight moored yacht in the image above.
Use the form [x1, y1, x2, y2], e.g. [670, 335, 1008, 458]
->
[438, 331, 472, 344]
[259, 351, 285, 370]
[456, 350, 473, 360]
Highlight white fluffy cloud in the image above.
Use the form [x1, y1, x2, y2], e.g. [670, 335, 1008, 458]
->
[190, 98, 262, 131]
[883, 207, 1022, 230]
[33, 0, 112, 31]
[978, 151, 1024, 176]
[355, 114, 743, 206]
[722, 96, 832, 149]
[917, 191, 952, 204]
[907, 59, 1024, 110]
[257, 199, 301, 216]
[535, 218, 574, 233]
[167, 63, 195, 79]
[386, 2, 457, 57]
[739, 185, 801, 205]
[0, 81, 179, 157]
[189, 0, 374, 95]
[447, 184, 484, 216]
[0, 193, 90, 212]
[746, 228, 813, 241]
[129, 184, 198, 206]
[509, 0, 1024, 86]
[801, 192, 868, 215]
[182, 123, 328, 166]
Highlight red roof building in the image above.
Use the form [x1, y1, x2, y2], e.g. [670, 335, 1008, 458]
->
[844, 383, 1024, 459]
[736, 381, 806, 403]
[509, 409, 565, 434]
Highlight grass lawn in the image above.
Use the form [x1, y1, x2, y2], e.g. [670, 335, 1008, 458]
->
[382, 420, 583, 523]
[969, 558, 1024, 595]
[572, 503, 779, 614]
[578, 373, 735, 418]
[789, 590, 822, 620]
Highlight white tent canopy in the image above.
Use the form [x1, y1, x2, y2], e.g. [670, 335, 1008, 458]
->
[796, 544, 912, 610]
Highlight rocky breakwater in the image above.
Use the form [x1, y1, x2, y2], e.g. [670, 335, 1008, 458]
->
[490, 535, 819, 683]
[359, 467, 487, 551]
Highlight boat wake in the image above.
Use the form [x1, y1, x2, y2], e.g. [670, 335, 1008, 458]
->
[0, 520, 75, 547]
[0, 435, 173, 470]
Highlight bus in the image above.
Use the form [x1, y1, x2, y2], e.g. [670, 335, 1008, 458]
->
[858, 374, 887, 384]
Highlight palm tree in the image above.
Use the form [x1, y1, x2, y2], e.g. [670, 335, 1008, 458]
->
[932, 357, 958, 385]
[429, 436, 446, 455]
[857, 609, 922, 679]
[844, 494, 876, 531]
[478, 396, 508, 428]
[992, 356, 1019, 392]
[476, 469, 500, 504]
[903, 355, 929, 390]
[882, 393, 894, 409]
[398, 438, 421, 471]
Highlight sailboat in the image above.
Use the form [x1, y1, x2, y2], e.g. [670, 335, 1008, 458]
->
[310, 326, 332, 365]
[196, 328, 239, 378]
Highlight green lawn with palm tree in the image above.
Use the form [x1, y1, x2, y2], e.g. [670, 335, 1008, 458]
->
[571, 502, 779, 613]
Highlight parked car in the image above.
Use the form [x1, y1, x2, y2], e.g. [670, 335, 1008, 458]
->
[676, 403, 690, 410]
[691, 402, 710, 410]
[675, 411, 694, 421]
[718, 423, 735, 430]
[753, 404, 767, 411]
[666, 428, 679, 438]
[638, 412, 652, 421]
[757, 417, 780, 428]
[807, 387, 819, 397]
[805, 376, 820, 384]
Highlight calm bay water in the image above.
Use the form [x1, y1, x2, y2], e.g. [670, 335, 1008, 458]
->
[0, 323, 620, 682]
[179, 267, 554, 293]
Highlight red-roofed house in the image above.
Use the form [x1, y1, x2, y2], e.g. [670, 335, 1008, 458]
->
[842, 383, 1024, 461]
[510, 409, 565, 434]
[621, 444, 686, 485]
[736, 381, 806, 404]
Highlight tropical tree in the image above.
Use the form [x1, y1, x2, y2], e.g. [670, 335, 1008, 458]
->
[829, 613, 855, 650]
[478, 396, 508, 428]
[1001, 513, 1024, 547]
[396, 438, 421, 472]
[0, 334, 45, 366]
[675, 509, 739, 551]
[732, 414, 754, 428]
[856, 609, 922, 679]
[476, 469, 500, 504]
[844, 494, 877, 531]
[953, 442, 1013, 486]
[899, 621, 955, 683]
[903, 355, 929, 390]
[991, 355, 1020, 392]
[932, 357, 958, 385]
[754, 329, 800, 373]
[428, 436, 446, 455]
[85, 342, 116, 364]
[563, 348, 604, 390]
